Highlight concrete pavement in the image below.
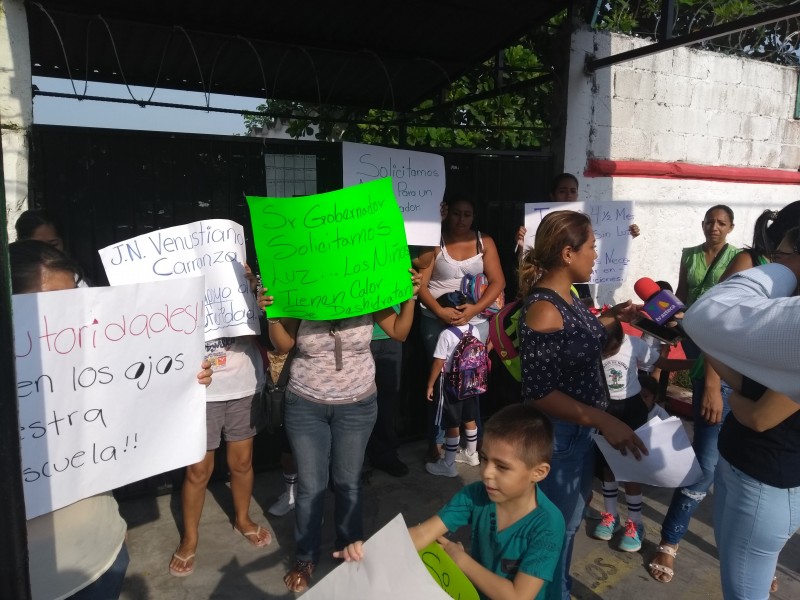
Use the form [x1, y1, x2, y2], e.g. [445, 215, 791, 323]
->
[117, 439, 800, 599]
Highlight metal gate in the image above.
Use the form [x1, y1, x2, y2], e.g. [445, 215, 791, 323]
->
[29, 125, 552, 481]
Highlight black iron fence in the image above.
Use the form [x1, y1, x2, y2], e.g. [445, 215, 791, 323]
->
[29, 125, 551, 487]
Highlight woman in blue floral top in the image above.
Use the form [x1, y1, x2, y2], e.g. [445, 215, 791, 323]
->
[518, 210, 646, 600]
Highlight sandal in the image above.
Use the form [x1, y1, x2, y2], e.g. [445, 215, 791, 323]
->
[648, 544, 678, 583]
[169, 551, 196, 577]
[234, 524, 272, 548]
[284, 560, 315, 593]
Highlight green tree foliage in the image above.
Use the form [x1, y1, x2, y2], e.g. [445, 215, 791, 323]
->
[592, 0, 800, 64]
[244, 3, 800, 147]
[243, 27, 558, 150]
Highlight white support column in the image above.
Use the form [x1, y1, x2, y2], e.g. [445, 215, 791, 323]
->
[1, 0, 32, 240]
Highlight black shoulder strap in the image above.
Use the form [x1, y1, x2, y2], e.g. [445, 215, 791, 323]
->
[274, 348, 295, 386]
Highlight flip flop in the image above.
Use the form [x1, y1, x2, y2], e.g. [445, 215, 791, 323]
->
[234, 524, 272, 548]
[648, 544, 678, 583]
[169, 551, 195, 577]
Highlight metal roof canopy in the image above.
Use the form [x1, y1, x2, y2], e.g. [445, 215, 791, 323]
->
[27, 0, 569, 113]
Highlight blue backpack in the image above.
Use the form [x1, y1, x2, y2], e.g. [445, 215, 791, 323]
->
[445, 325, 489, 400]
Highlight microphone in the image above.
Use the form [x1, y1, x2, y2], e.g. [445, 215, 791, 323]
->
[634, 277, 686, 325]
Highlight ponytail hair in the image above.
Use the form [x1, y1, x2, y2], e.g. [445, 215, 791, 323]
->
[517, 246, 545, 298]
[751, 209, 780, 256]
[749, 201, 800, 256]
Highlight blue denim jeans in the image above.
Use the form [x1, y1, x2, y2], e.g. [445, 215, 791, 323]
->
[284, 389, 377, 563]
[714, 457, 800, 600]
[660, 378, 732, 545]
[537, 419, 596, 600]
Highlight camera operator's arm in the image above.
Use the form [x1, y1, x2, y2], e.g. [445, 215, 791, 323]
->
[683, 264, 800, 403]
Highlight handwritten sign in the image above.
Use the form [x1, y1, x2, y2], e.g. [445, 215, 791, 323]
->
[343, 141, 444, 246]
[98, 219, 259, 340]
[420, 542, 480, 600]
[13, 279, 206, 519]
[247, 178, 412, 320]
[524, 201, 635, 284]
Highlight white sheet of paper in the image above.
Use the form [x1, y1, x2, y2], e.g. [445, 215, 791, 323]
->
[13, 279, 207, 518]
[342, 142, 444, 246]
[592, 416, 702, 488]
[303, 514, 451, 600]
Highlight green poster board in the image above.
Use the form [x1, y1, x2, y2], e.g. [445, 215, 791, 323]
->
[419, 542, 480, 600]
[247, 178, 412, 320]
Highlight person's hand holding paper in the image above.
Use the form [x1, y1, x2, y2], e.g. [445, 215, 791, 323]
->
[593, 416, 702, 488]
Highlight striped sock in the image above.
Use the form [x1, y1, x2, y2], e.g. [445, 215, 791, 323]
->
[626, 493, 643, 524]
[464, 428, 478, 454]
[444, 436, 460, 466]
[284, 472, 298, 503]
[602, 481, 619, 516]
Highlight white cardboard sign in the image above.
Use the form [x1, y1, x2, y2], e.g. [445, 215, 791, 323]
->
[343, 142, 444, 246]
[98, 219, 259, 340]
[524, 201, 636, 284]
[13, 279, 206, 518]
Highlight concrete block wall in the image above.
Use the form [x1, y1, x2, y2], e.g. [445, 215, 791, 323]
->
[563, 28, 800, 304]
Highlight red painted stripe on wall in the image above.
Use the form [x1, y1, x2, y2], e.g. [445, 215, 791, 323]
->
[585, 159, 800, 185]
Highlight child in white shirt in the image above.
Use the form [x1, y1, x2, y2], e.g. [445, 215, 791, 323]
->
[595, 320, 693, 552]
[425, 322, 482, 478]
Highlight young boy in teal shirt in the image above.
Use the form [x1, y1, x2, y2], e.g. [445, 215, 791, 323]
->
[335, 404, 565, 600]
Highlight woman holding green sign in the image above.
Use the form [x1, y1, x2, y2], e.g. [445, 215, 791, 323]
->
[261, 268, 421, 593]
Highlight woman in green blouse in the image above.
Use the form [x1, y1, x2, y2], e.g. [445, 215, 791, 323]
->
[649, 204, 738, 584]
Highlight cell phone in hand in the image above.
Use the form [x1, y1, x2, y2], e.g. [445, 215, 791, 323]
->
[630, 316, 683, 345]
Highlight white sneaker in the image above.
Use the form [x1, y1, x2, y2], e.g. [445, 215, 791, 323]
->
[425, 459, 458, 478]
[455, 449, 480, 466]
[268, 491, 295, 517]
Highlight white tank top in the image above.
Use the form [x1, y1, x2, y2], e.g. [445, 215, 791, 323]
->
[422, 232, 487, 325]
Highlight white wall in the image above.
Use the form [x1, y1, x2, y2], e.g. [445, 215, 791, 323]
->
[564, 28, 800, 304]
[1, 0, 32, 240]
